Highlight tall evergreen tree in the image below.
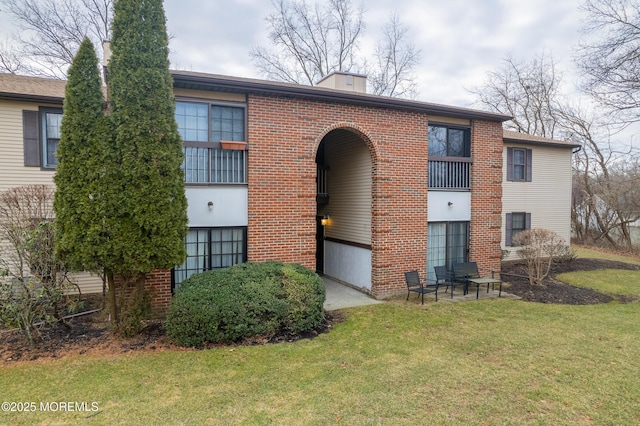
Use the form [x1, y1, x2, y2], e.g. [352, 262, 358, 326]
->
[106, 0, 187, 297]
[54, 38, 109, 275]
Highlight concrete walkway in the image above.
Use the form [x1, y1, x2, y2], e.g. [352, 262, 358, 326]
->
[322, 276, 383, 310]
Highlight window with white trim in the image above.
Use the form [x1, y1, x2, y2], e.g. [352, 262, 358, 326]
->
[175, 101, 247, 184]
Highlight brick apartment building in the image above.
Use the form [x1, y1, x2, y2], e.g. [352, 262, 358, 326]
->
[169, 70, 509, 304]
[1, 70, 516, 315]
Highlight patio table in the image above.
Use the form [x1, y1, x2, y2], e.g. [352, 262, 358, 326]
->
[466, 277, 502, 299]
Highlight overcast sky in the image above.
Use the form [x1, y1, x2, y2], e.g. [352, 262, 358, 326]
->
[163, 0, 586, 108]
[0, 0, 586, 108]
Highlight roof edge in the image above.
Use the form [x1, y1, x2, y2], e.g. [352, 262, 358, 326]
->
[503, 135, 581, 149]
[0, 91, 64, 104]
[171, 70, 512, 122]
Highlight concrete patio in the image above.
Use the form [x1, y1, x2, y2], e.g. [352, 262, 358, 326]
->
[323, 275, 518, 310]
[406, 285, 520, 304]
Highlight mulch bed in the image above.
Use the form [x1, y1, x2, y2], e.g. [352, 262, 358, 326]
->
[502, 258, 640, 304]
[0, 302, 344, 365]
[2, 257, 637, 364]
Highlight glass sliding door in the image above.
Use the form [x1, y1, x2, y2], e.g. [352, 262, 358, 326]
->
[427, 223, 446, 282]
[447, 222, 469, 267]
[426, 221, 469, 282]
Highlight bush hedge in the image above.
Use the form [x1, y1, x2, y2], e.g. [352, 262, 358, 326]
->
[166, 261, 326, 346]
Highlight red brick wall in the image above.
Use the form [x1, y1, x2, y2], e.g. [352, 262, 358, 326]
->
[143, 96, 504, 305]
[115, 269, 171, 318]
[247, 95, 430, 298]
[470, 120, 503, 277]
[144, 269, 172, 317]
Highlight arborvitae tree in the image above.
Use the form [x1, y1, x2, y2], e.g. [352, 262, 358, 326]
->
[106, 0, 187, 333]
[54, 37, 109, 280]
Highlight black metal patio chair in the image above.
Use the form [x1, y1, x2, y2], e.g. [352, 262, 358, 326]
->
[404, 270, 438, 304]
[434, 266, 464, 298]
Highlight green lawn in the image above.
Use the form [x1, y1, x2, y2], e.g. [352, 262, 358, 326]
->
[574, 245, 640, 265]
[558, 269, 640, 297]
[561, 245, 640, 297]
[3, 299, 640, 425]
[2, 246, 639, 425]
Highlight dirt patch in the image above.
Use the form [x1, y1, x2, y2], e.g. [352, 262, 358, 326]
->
[502, 258, 640, 304]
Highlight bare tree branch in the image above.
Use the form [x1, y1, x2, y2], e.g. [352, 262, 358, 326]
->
[0, 38, 36, 73]
[469, 51, 562, 138]
[471, 49, 640, 251]
[250, 0, 420, 97]
[0, 0, 112, 78]
[366, 13, 420, 98]
[250, 0, 363, 85]
[577, 0, 640, 123]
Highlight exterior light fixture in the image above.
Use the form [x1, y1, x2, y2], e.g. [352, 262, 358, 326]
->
[208, 201, 214, 211]
[448, 201, 453, 207]
[321, 214, 330, 226]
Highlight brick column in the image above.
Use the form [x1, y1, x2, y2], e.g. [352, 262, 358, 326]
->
[470, 120, 503, 276]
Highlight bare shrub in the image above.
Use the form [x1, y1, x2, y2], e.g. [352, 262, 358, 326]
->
[555, 244, 578, 264]
[0, 185, 77, 342]
[513, 229, 567, 285]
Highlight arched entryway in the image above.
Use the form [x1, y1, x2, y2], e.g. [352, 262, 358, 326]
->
[315, 127, 374, 291]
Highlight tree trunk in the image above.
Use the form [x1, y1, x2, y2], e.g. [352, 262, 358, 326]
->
[106, 270, 118, 326]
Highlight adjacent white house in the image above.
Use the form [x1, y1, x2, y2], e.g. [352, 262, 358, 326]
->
[501, 130, 580, 260]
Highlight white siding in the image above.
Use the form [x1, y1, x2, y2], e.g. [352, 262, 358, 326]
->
[0, 100, 56, 191]
[502, 144, 574, 260]
[0, 100, 103, 293]
[324, 240, 372, 290]
[68, 272, 104, 295]
[323, 130, 372, 245]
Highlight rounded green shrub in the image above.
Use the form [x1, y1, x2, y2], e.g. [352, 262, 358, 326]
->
[166, 261, 325, 346]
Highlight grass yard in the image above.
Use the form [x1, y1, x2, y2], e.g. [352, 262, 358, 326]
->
[2, 299, 640, 425]
[574, 245, 640, 265]
[1, 247, 639, 425]
[561, 246, 640, 298]
[558, 269, 640, 297]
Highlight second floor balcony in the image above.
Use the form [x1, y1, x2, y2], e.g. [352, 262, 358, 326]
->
[428, 157, 471, 190]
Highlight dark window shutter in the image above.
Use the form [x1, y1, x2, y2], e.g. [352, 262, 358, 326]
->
[506, 147, 514, 181]
[23, 110, 40, 167]
[525, 212, 532, 230]
[505, 213, 513, 246]
[525, 148, 533, 182]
